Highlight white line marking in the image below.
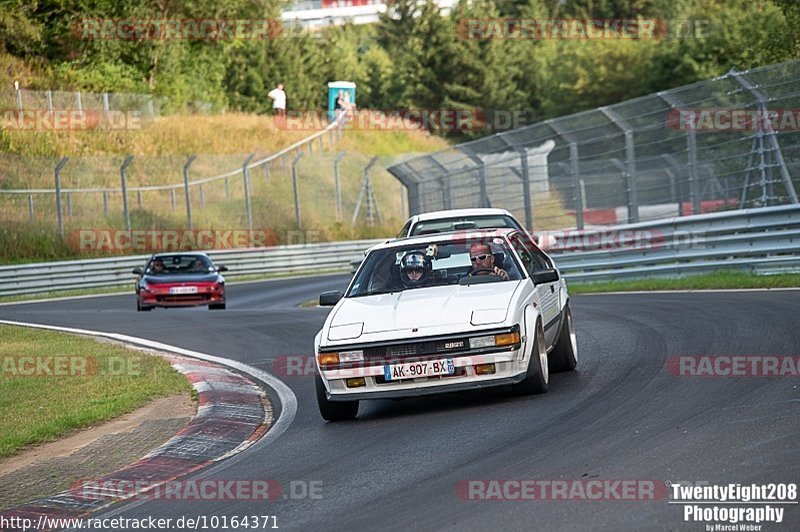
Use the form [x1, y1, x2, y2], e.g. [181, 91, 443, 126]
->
[0, 318, 298, 522]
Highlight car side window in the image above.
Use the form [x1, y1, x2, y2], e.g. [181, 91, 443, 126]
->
[398, 220, 413, 238]
[511, 233, 551, 274]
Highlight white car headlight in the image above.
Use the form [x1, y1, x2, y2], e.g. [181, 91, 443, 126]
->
[339, 350, 364, 363]
[469, 336, 496, 349]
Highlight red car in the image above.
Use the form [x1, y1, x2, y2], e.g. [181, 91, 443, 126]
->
[132, 253, 228, 311]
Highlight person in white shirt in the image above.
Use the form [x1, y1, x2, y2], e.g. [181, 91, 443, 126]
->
[268, 83, 286, 117]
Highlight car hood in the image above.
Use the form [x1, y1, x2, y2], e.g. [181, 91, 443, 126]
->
[328, 281, 521, 341]
[142, 273, 220, 284]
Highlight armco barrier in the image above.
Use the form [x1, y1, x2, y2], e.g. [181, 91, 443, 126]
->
[548, 204, 800, 281]
[1, 205, 798, 297]
[0, 239, 384, 297]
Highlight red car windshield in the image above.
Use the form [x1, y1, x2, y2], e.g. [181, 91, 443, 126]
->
[147, 255, 213, 274]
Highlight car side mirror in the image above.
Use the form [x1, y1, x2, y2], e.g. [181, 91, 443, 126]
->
[319, 290, 343, 306]
[132, 267, 144, 275]
[532, 269, 559, 284]
[217, 265, 228, 272]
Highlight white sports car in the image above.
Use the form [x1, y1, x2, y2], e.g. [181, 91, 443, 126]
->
[314, 229, 578, 421]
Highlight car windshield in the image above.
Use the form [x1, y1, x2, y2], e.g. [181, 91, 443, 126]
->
[146, 255, 213, 274]
[409, 215, 522, 236]
[347, 238, 523, 297]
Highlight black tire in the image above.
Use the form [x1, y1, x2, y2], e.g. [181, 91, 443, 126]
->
[511, 319, 549, 396]
[549, 304, 578, 373]
[315, 374, 359, 421]
[136, 299, 152, 312]
[209, 302, 226, 310]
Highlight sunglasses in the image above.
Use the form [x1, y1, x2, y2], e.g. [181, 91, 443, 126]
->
[470, 254, 491, 262]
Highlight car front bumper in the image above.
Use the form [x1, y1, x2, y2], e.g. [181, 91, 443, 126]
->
[320, 349, 529, 401]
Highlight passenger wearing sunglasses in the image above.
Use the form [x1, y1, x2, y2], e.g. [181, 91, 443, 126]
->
[468, 243, 509, 280]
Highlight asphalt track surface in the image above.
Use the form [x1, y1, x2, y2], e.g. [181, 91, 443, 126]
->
[1, 276, 798, 531]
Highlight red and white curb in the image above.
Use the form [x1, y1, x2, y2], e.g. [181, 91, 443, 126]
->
[0, 320, 297, 531]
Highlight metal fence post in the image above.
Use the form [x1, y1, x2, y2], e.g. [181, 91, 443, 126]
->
[103, 191, 108, 216]
[365, 157, 381, 226]
[102, 93, 110, 123]
[659, 92, 701, 214]
[263, 160, 270, 182]
[460, 148, 491, 208]
[661, 154, 682, 207]
[183, 155, 197, 230]
[46, 90, 53, 112]
[600, 107, 638, 223]
[291, 152, 304, 227]
[120, 155, 133, 231]
[242, 153, 256, 231]
[430, 159, 453, 211]
[137, 190, 143, 209]
[170, 189, 175, 211]
[16, 88, 23, 113]
[28, 195, 34, 221]
[75, 92, 82, 112]
[54, 157, 68, 237]
[67, 193, 73, 219]
[517, 147, 533, 231]
[546, 120, 584, 229]
[352, 157, 380, 226]
[199, 185, 205, 206]
[224, 177, 230, 202]
[334, 152, 346, 221]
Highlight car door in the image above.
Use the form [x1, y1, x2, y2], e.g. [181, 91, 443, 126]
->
[509, 232, 561, 346]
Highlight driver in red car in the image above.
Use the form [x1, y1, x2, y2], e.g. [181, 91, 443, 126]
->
[468, 242, 509, 280]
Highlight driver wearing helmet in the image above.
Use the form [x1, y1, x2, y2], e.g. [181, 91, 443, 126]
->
[399, 251, 433, 288]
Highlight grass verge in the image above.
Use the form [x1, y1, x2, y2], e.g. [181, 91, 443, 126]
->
[568, 271, 800, 294]
[0, 325, 191, 458]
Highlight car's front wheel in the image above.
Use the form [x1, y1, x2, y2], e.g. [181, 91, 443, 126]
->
[315, 374, 359, 421]
[136, 299, 152, 312]
[549, 304, 578, 373]
[209, 302, 226, 310]
[512, 319, 548, 396]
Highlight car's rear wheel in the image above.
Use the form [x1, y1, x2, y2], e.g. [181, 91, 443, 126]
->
[315, 374, 359, 421]
[136, 299, 152, 312]
[209, 302, 226, 310]
[549, 304, 578, 373]
[512, 319, 548, 396]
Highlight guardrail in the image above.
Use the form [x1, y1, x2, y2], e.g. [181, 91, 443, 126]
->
[548, 204, 800, 281]
[0, 239, 383, 297]
[1, 205, 797, 297]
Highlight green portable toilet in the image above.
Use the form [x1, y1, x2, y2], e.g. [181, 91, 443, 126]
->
[328, 81, 356, 121]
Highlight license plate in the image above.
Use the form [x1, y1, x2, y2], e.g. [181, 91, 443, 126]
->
[169, 286, 198, 295]
[384, 358, 454, 381]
